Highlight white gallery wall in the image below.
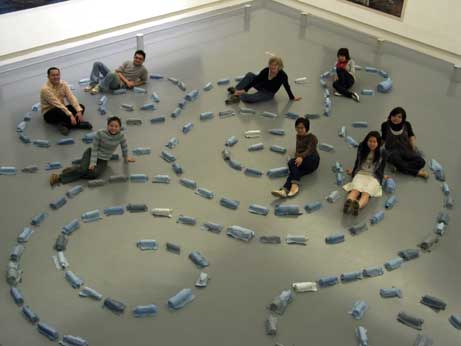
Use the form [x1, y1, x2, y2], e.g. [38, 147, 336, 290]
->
[0, 0, 460, 61]
[285, 0, 461, 58]
[0, 0, 228, 58]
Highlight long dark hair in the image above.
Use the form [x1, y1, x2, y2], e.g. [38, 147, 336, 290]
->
[358, 131, 382, 163]
[387, 106, 407, 122]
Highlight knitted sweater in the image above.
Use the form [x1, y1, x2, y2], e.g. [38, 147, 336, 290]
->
[295, 133, 319, 158]
[90, 129, 128, 165]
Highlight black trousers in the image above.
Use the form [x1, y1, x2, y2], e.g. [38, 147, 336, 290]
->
[283, 154, 320, 190]
[387, 150, 425, 176]
[59, 148, 108, 184]
[43, 104, 85, 129]
[235, 72, 275, 103]
[333, 68, 354, 98]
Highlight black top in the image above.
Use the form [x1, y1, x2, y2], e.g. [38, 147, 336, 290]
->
[381, 121, 415, 153]
[352, 148, 387, 184]
[246, 68, 294, 99]
[381, 121, 415, 141]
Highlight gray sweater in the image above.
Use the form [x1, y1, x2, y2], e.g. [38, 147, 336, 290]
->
[90, 129, 128, 165]
[345, 59, 356, 79]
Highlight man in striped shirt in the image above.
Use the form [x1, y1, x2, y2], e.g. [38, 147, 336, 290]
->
[40, 67, 92, 135]
[84, 50, 148, 94]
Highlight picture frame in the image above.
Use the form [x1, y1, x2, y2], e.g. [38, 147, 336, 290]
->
[341, 0, 406, 19]
[0, 0, 69, 15]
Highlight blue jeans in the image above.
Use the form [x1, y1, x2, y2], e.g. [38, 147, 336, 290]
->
[90, 62, 122, 91]
[235, 72, 274, 103]
[283, 154, 320, 191]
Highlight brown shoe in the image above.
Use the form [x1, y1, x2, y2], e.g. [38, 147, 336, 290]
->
[225, 95, 240, 105]
[49, 173, 60, 187]
[58, 124, 70, 135]
[343, 199, 353, 214]
[352, 200, 360, 216]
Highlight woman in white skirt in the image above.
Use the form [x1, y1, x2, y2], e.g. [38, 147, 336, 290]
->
[343, 131, 387, 216]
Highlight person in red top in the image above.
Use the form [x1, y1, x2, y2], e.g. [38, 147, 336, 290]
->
[332, 48, 360, 102]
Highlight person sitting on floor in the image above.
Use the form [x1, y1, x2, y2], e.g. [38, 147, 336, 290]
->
[41, 67, 92, 135]
[49, 116, 135, 186]
[225, 56, 302, 104]
[272, 117, 319, 198]
[343, 131, 388, 216]
[381, 106, 428, 179]
[84, 50, 148, 94]
[332, 48, 360, 102]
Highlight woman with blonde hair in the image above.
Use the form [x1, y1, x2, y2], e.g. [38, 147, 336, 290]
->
[226, 56, 301, 104]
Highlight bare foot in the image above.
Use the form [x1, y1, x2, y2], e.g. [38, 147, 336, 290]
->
[417, 169, 429, 179]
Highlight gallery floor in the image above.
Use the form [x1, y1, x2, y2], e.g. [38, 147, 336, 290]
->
[1, 1, 460, 345]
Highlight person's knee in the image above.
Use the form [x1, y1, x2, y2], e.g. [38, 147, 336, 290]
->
[106, 71, 117, 79]
[288, 159, 297, 170]
[43, 114, 52, 123]
[240, 94, 255, 103]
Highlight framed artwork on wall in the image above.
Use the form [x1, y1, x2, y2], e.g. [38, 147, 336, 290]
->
[0, 0, 68, 15]
[342, 0, 406, 19]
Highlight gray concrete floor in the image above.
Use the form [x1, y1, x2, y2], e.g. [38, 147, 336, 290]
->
[1, 2, 460, 345]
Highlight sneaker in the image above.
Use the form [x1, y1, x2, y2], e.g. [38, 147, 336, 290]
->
[90, 85, 100, 95]
[351, 92, 360, 103]
[227, 86, 236, 94]
[334, 91, 342, 97]
[225, 95, 240, 105]
[58, 124, 70, 135]
[343, 199, 353, 214]
[49, 173, 60, 187]
[352, 200, 360, 216]
[84, 85, 94, 92]
[271, 189, 287, 198]
[76, 121, 93, 130]
[287, 184, 299, 198]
